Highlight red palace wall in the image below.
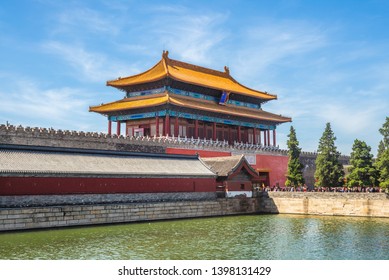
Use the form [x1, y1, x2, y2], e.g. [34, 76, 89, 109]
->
[167, 148, 288, 189]
[166, 148, 231, 157]
[254, 154, 288, 188]
[0, 177, 216, 196]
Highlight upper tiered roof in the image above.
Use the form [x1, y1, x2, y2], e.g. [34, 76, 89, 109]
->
[107, 51, 277, 101]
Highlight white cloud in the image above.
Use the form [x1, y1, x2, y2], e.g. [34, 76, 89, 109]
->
[318, 103, 375, 134]
[149, 8, 229, 65]
[52, 6, 120, 36]
[0, 78, 93, 129]
[42, 41, 133, 83]
[230, 20, 327, 81]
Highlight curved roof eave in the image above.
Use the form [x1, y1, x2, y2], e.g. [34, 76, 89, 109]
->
[106, 59, 167, 88]
[228, 155, 259, 178]
[105, 51, 277, 101]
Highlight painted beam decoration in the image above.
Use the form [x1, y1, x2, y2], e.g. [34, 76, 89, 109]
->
[109, 110, 276, 130]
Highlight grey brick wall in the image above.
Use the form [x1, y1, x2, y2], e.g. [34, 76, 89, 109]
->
[0, 192, 217, 208]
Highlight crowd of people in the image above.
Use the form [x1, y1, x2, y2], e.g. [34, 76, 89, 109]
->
[258, 184, 382, 193]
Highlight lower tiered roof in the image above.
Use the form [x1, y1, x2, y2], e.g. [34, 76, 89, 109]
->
[89, 91, 291, 125]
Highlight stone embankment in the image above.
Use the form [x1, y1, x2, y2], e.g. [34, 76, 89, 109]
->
[0, 198, 258, 232]
[260, 192, 389, 217]
[1, 192, 388, 232]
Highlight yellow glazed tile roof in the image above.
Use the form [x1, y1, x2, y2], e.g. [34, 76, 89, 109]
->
[89, 92, 291, 123]
[107, 51, 276, 100]
[107, 58, 167, 86]
[89, 94, 168, 113]
[169, 94, 290, 123]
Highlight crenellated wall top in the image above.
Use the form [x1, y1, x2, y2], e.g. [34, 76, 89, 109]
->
[0, 123, 350, 159]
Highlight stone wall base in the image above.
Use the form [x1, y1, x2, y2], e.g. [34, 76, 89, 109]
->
[259, 192, 389, 218]
[0, 198, 259, 231]
[2, 193, 389, 232]
[0, 192, 217, 208]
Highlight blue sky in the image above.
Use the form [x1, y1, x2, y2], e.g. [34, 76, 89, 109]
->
[1, 0, 388, 155]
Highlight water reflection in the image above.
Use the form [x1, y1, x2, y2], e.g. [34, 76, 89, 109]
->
[0, 214, 388, 260]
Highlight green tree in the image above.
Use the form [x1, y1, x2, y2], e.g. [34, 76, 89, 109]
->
[314, 122, 344, 188]
[377, 140, 385, 159]
[376, 117, 389, 190]
[285, 126, 305, 188]
[379, 116, 389, 146]
[347, 139, 378, 188]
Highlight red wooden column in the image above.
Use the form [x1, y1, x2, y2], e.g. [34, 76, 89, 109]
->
[267, 130, 271, 146]
[116, 121, 121, 136]
[108, 120, 112, 136]
[273, 129, 276, 147]
[212, 122, 217, 141]
[263, 130, 267, 146]
[174, 116, 179, 137]
[253, 128, 256, 144]
[155, 115, 159, 136]
[258, 129, 261, 145]
[228, 126, 231, 144]
[125, 124, 129, 137]
[194, 119, 199, 138]
[237, 126, 241, 142]
[164, 114, 170, 136]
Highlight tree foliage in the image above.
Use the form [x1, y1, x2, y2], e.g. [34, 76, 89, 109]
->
[347, 139, 377, 188]
[314, 123, 344, 187]
[379, 117, 389, 147]
[376, 117, 389, 190]
[377, 140, 385, 159]
[285, 126, 305, 187]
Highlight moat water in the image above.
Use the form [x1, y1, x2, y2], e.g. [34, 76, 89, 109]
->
[0, 214, 388, 260]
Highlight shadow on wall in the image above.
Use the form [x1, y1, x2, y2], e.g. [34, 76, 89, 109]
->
[250, 190, 279, 213]
[256, 191, 279, 214]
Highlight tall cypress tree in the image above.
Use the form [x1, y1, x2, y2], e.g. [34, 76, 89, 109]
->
[376, 117, 389, 190]
[347, 139, 377, 188]
[377, 140, 385, 159]
[285, 126, 305, 188]
[314, 122, 344, 188]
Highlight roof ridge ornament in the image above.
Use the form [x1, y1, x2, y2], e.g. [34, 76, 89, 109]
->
[224, 66, 230, 75]
[162, 50, 170, 75]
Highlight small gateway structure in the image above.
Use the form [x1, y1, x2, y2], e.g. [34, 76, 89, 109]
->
[202, 155, 260, 198]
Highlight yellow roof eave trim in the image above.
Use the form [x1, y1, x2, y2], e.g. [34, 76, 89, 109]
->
[168, 95, 291, 123]
[89, 94, 169, 113]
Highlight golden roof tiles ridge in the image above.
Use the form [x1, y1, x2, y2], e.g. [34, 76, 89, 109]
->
[106, 51, 277, 100]
[106, 59, 166, 87]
